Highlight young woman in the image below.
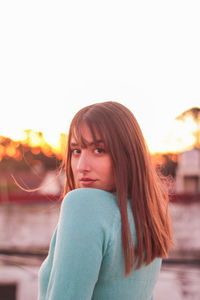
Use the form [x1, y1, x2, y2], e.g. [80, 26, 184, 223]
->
[38, 101, 174, 300]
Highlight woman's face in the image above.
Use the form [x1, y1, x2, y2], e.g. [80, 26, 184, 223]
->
[70, 123, 115, 192]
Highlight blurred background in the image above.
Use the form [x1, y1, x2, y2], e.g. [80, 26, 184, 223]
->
[0, 0, 200, 299]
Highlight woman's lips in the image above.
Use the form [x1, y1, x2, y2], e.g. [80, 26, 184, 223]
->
[79, 178, 96, 186]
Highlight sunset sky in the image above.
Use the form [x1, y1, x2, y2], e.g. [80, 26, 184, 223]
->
[0, 0, 199, 153]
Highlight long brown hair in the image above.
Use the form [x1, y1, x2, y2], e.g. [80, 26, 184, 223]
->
[63, 101, 174, 277]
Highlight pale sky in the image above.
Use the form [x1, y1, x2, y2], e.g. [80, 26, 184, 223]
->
[0, 0, 199, 153]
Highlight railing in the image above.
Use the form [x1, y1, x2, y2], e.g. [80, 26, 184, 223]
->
[0, 193, 61, 203]
[170, 193, 200, 203]
[0, 192, 200, 203]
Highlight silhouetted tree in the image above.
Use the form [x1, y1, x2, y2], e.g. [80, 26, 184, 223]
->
[159, 154, 178, 178]
[0, 134, 62, 171]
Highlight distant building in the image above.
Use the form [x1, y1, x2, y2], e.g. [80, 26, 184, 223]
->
[176, 148, 200, 194]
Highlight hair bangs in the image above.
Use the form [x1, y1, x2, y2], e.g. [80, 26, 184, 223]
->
[70, 114, 109, 150]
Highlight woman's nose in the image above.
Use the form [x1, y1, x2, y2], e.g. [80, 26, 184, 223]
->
[77, 151, 91, 172]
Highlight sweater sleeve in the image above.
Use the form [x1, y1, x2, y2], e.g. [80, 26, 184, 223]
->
[44, 189, 112, 300]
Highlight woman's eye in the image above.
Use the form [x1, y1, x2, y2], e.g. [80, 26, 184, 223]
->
[94, 148, 105, 154]
[72, 149, 81, 155]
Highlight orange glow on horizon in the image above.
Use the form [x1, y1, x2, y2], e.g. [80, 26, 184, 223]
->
[0, 130, 67, 162]
[0, 113, 199, 162]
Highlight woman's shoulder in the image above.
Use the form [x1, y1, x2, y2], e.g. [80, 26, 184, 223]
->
[61, 188, 120, 225]
[65, 187, 116, 199]
[63, 188, 118, 209]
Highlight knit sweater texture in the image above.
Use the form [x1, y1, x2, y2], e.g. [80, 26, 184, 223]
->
[38, 188, 161, 300]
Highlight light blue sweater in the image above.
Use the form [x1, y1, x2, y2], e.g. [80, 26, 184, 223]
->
[38, 188, 161, 300]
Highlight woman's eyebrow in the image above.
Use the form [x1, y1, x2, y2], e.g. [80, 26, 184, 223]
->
[70, 142, 79, 147]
